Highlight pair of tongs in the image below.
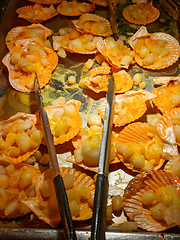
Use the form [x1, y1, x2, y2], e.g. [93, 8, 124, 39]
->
[34, 74, 77, 240]
[90, 71, 115, 240]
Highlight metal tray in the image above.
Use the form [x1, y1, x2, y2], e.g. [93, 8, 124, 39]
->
[0, 0, 180, 239]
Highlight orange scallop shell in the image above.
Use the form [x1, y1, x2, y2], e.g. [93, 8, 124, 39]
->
[88, 0, 107, 6]
[28, 0, 63, 4]
[2, 38, 58, 93]
[57, 1, 95, 16]
[123, 170, 180, 232]
[0, 112, 43, 164]
[16, 4, 58, 23]
[122, 1, 160, 25]
[117, 122, 166, 172]
[72, 13, 113, 37]
[128, 26, 180, 70]
[52, 30, 98, 54]
[20, 167, 95, 228]
[0, 161, 41, 219]
[152, 77, 180, 113]
[98, 90, 156, 127]
[41, 100, 82, 145]
[83, 67, 133, 93]
[67, 125, 119, 173]
[96, 38, 135, 69]
[5, 23, 53, 51]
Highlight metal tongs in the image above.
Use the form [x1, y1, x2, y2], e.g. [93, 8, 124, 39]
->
[90, 71, 115, 240]
[34, 74, 77, 240]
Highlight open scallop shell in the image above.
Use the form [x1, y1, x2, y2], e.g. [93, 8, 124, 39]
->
[5, 23, 53, 51]
[128, 26, 180, 70]
[116, 122, 166, 172]
[123, 170, 180, 232]
[88, 0, 107, 6]
[72, 13, 113, 37]
[28, 0, 63, 4]
[96, 38, 135, 69]
[16, 4, 58, 23]
[98, 90, 156, 127]
[53, 28, 99, 54]
[123, 1, 160, 25]
[67, 126, 119, 173]
[0, 161, 41, 219]
[2, 38, 58, 93]
[152, 78, 180, 114]
[83, 67, 133, 93]
[20, 167, 95, 228]
[57, 1, 95, 16]
[0, 112, 43, 164]
[41, 100, 82, 145]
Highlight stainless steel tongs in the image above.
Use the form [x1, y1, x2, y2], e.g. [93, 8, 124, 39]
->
[34, 74, 77, 240]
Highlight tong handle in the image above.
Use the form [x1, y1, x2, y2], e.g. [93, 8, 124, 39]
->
[91, 174, 109, 240]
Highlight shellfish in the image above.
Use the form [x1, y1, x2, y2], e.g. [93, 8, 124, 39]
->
[123, 170, 180, 232]
[128, 26, 180, 70]
[122, 1, 160, 25]
[20, 167, 95, 228]
[98, 90, 156, 127]
[2, 38, 58, 93]
[0, 112, 43, 164]
[16, 3, 58, 23]
[72, 13, 113, 37]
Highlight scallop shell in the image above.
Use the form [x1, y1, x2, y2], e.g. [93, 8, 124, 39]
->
[122, 1, 160, 25]
[67, 126, 119, 173]
[20, 167, 95, 228]
[57, 1, 95, 16]
[28, 0, 63, 4]
[2, 38, 58, 93]
[96, 38, 135, 69]
[98, 90, 156, 127]
[0, 162, 41, 219]
[123, 170, 180, 232]
[53, 30, 98, 54]
[16, 4, 58, 23]
[83, 67, 133, 93]
[72, 13, 113, 37]
[0, 112, 42, 164]
[41, 100, 82, 145]
[5, 23, 53, 51]
[117, 122, 166, 172]
[152, 78, 180, 113]
[128, 26, 180, 70]
[88, 0, 107, 6]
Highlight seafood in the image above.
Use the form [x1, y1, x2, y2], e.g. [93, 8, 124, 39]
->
[98, 90, 156, 127]
[39, 100, 82, 145]
[20, 167, 95, 228]
[2, 38, 58, 93]
[0, 161, 41, 219]
[128, 26, 180, 70]
[16, 3, 58, 23]
[123, 1, 160, 25]
[0, 112, 43, 164]
[57, 0, 95, 16]
[96, 37, 135, 69]
[72, 13, 113, 37]
[82, 66, 133, 93]
[5, 23, 53, 51]
[53, 27, 101, 54]
[67, 124, 119, 172]
[152, 77, 180, 113]
[88, 0, 107, 6]
[123, 170, 180, 232]
[116, 122, 166, 172]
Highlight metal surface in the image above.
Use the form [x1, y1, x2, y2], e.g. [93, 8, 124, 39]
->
[34, 75, 77, 240]
[91, 73, 115, 240]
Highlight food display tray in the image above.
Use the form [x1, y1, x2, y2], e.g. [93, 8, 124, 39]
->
[1, 0, 180, 239]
